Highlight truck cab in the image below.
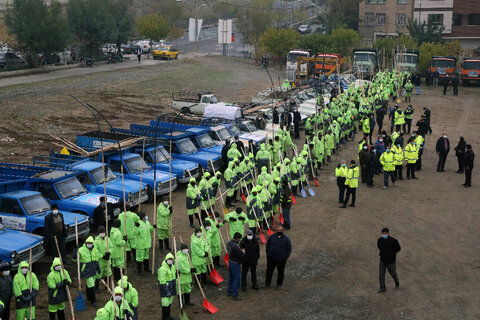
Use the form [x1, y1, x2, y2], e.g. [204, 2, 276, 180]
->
[430, 56, 457, 79]
[0, 218, 45, 268]
[0, 181, 90, 243]
[33, 155, 149, 208]
[0, 162, 121, 219]
[225, 123, 266, 147]
[461, 58, 480, 85]
[394, 49, 419, 74]
[353, 49, 379, 79]
[172, 91, 229, 115]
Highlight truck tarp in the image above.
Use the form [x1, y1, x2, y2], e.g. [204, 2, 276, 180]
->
[202, 104, 242, 121]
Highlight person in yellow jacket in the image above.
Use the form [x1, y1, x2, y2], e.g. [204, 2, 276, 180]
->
[391, 143, 404, 180]
[362, 116, 370, 141]
[404, 138, 419, 179]
[340, 160, 359, 208]
[380, 146, 396, 189]
[335, 160, 348, 203]
[394, 107, 405, 133]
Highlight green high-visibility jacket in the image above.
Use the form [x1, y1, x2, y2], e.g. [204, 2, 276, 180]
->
[109, 227, 125, 260]
[157, 203, 172, 230]
[47, 257, 71, 306]
[190, 233, 208, 267]
[134, 220, 154, 250]
[77, 236, 101, 279]
[225, 211, 248, 238]
[13, 261, 39, 309]
[176, 251, 192, 285]
[380, 151, 396, 171]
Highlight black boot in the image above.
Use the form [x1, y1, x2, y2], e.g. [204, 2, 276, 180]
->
[188, 215, 195, 228]
[166, 305, 175, 320]
[184, 293, 195, 306]
[164, 238, 171, 251]
[162, 306, 168, 320]
[57, 310, 65, 320]
[49, 312, 56, 320]
[137, 261, 143, 275]
[113, 267, 120, 281]
[144, 259, 151, 273]
[95, 278, 100, 293]
[126, 251, 132, 262]
[87, 287, 97, 307]
[131, 248, 136, 261]
[159, 239, 164, 252]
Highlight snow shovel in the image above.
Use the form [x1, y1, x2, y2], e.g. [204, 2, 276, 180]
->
[74, 218, 85, 311]
[300, 185, 307, 198]
[223, 254, 229, 268]
[241, 193, 247, 203]
[291, 194, 297, 204]
[305, 180, 316, 197]
[186, 248, 218, 314]
[258, 227, 267, 244]
[209, 267, 224, 285]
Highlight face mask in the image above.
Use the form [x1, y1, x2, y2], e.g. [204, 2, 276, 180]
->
[86, 243, 93, 249]
[167, 260, 173, 265]
[341, 163, 346, 167]
[163, 201, 168, 206]
[54, 265, 62, 271]
[382, 234, 388, 239]
[21, 268, 28, 275]
[115, 295, 122, 302]
[145, 216, 149, 221]
[277, 232, 283, 237]
[52, 210, 59, 215]
[412, 142, 416, 145]
[182, 249, 188, 255]
[443, 135, 447, 138]
[363, 146, 367, 150]
[99, 233, 105, 238]
[206, 226, 211, 231]
[397, 145, 400, 148]
[247, 235, 253, 240]
[196, 233, 202, 238]
[379, 139, 383, 142]
[2, 270, 10, 276]
[386, 149, 391, 152]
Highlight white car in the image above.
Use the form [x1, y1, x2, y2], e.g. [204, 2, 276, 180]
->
[136, 40, 151, 53]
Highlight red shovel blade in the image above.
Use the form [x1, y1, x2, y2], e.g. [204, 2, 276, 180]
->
[279, 213, 285, 225]
[223, 253, 229, 268]
[313, 177, 320, 187]
[258, 229, 267, 244]
[291, 194, 297, 204]
[209, 268, 224, 286]
[267, 228, 274, 236]
[203, 298, 218, 314]
[241, 193, 247, 203]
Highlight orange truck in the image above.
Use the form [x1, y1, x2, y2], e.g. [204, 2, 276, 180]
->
[430, 56, 457, 80]
[460, 58, 480, 85]
[314, 53, 341, 76]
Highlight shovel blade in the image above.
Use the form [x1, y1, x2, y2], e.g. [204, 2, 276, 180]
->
[307, 186, 315, 196]
[241, 193, 247, 203]
[223, 206, 229, 215]
[203, 298, 218, 314]
[209, 268, 224, 285]
[313, 177, 320, 187]
[267, 228, 274, 236]
[279, 213, 285, 225]
[300, 188, 307, 198]
[259, 231, 267, 244]
[75, 290, 85, 311]
[272, 216, 277, 229]
[179, 310, 190, 320]
[291, 195, 297, 204]
[223, 253, 229, 268]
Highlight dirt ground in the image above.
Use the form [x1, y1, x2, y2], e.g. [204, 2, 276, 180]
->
[1, 58, 479, 320]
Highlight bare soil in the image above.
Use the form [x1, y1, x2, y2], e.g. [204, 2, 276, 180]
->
[1, 59, 479, 320]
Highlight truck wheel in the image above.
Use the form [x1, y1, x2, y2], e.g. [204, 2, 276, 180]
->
[181, 107, 192, 114]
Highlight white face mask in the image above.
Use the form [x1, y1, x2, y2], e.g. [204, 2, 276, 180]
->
[54, 265, 62, 271]
[99, 233, 105, 238]
[196, 233, 202, 238]
[443, 135, 447, 138]
[145, 216, 149, 221]
[52, 209, 59, 215]
[182, 249, 188, 255]
[2, 270, 10, 276]
[21, 268, 28, 275]
[163, 201, 168, 206]
[167, 259, 173, 265]
[115, 295, 122, 302]
[206, 226, 211, 231]
[86, 243, 93, 249]
[247, 235, 253, 240]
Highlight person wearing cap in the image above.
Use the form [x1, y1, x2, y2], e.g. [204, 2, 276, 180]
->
[133, 212, 155, 275]
[94, 226, 111, 292]
[413, 132, 425, 171]
[198, 172, 212, 220]
[158, 253, 176, 319]
[380, 146, 396, 189]
[117, 276, 138, 320]
[224, 160, 238, 208]
[157, 198, 173, 252]
[103, 286, 133, 320]
[13, 261, 39, 320]
[340, 160, 359, 208]
[47, 257, 72, 320]
[225, 207, 248, 239]
[186, 178, 201, 228]
[282, 128, 295, 157]
[221, 139, 230, 173]
[289, 158, 300, 196]
[190, 227, 209, 285]
[44, 204, 67, 263]
[0, 260, 12, 320]
[205, 214, 224, 268]
[391, 141, 404, 180]
[335, 160, 348, 203]
[239, 156, 251, 195]
[92, 196, 113, 233]
[177, 243, 195, 307]
[118, 209, 140, 264]
[377, 227, 401, 293]
[240, 229, 260, 291]
[227, 232, 245, 300]
[76, 236, 100, 307]
[258, 184, 271, 229]
[463, 144, 475, 187]
[235, 136, 246, 161]
[313, 132, 325, 171]
[280, 179, 292, 229]
[264, 224, 291, 290]
[110, 219, 126, 281]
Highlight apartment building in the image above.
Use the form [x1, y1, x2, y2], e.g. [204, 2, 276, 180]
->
[449, 0, 480, 48]
[413, 0, 453, 34]
[358, 0, 415, 41]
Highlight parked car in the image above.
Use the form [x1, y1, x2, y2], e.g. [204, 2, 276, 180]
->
[121, 42, 136, 54]
[136, 40, 151, 53]
[152, 46, 178, 60]
[0, 52, 25, 69]
[101, 44, 118, 54]
[298, 25, 311, 34]
[37, 53, 60, 65]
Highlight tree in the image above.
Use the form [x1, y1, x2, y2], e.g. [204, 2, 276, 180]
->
[407, 18, 445, 46]
[5, 0, 70, 66]
[110, 0, 135, 48]
[317, 0, 360, 33]
[298, 34, 333, 54]
[329, 28, 361, 57]
[152, 0, 184, 26]
[136, 14, 170, 52]
[67, 0, 117, 58]
[0, 19, 18, 49]
[374, 35, 418, 69]
[167, 26, 183, 48]
[258, 27, 300, 62]
[418, 40, 462, 73]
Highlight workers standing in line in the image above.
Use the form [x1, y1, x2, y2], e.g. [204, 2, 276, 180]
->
[225, 207, 248, 239]
[157, 198, 173, 252]
[190, 227, 209, 285]
[340, 160, 359, 208]
[76, 236, 100, 307]
[94, 226, 111, 292]
[186, 178, 201, 227]
[13, 261, 39, 320]
[392, 142, 404, 181]
[118, 276, 139, 320]
[380, 146, 396, 190]
[109, 219, 125, 281]
[177, 243, 195, 306]
[47, 257, 71, 320]
[118, 210, 138, 264]
[133, 212, 155, 275]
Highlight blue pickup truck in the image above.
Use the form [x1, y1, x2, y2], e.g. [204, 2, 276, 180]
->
[128, 124, 222, 172]
[75, 131, 178, 197]
[33, 153, 149, 208]
[0, 218, 45, 268]
[0, 162, 121, 219]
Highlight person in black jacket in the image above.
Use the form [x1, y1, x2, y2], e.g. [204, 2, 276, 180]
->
[92, 196, 113, 233]
[293, 108, 301, 139]
[367, 146, 377, 188]
[280, 180, 292, 230]
[44, 204, 68, 263]
[376, 107, 385, 135]
[454, 136, 466, 173]
[264, 225, 292, 290]
[377, 227, 401, 293]
[416, 117, 432, 137]
[0, 260, 12, 320]
[240, 229, 260, 291]
[463, 144, 475, 187]
[436, 133, 450, 172]
[227, 232, 245, 300]
[220, 139, 231, 173]
[272, 106, 279, 124]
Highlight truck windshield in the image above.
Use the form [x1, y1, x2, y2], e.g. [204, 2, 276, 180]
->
[197, 134, 215, 148]
[397, 54, 418, 64]
[432, 60, 454, 68]
[218, 127, 233, 140]
[177, 139, 197, 154]
[56, 177, 87, 199]
[90, 166, 117, 184]
[150, 147, 168, 163]
[463, 61, 480, 70]
[245, 122, 257, 132]
[125, 157, 150, 173]
[21, 194, 51, 215]
[287, 53, 308, 63]
[227, 125, 240, 136]
[354, 53, 375, 63]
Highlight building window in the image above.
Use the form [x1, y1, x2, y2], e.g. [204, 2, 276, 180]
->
[453, 14, 462, 26]
[377, 0, 386, 4]
[365, 13, 375, 25]
[396, 13, 407, 26]
[428, 14, 443, 25]
[397, 0, 407, 4]
[377, 13, 386, 25]
[468, 14, 480, 25]
[366, 0, 375, 4]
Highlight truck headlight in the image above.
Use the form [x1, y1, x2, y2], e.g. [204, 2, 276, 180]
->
[11, 251, 17, 264]
[183, 171, 187, 178]
[128, 192, 132, 200]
